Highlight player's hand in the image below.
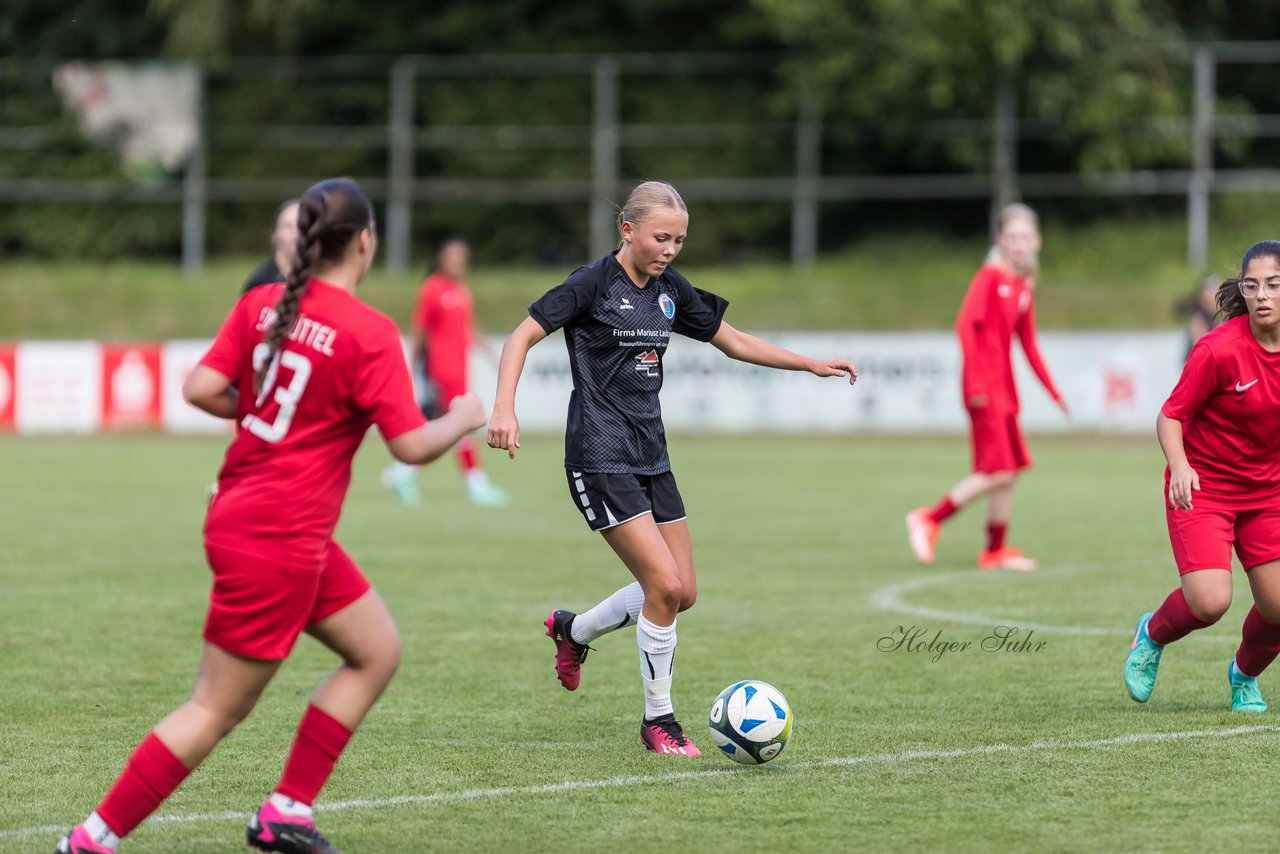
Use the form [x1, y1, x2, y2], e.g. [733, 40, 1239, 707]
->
[967, 394, 989, 410]
[1168, 464, 1199, 511]
[448, 392, 487, 433]
[487, 406, 521, 460]
[812, 358, 858, 384]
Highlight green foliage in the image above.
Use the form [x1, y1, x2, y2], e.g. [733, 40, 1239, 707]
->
[754, 0, 1189, 172]
[0, 1, 1277, 262]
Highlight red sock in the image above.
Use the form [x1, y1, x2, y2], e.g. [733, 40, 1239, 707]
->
[927, 497, 958, 525]
[1147, 586, 1215, 645]
[456, 436, 478, 472]
[95, 732, 192, 838]
[276, 705, 354, 806]
[1235, 606, 1280, 678]
[985, 522, 1008, 552]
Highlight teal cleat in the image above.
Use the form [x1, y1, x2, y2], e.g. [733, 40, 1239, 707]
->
[1125, 611, 1164, 703]
[379, 464, 421, 507]
[466, 479, 509, 508]
[1228, 660, 1268, 713]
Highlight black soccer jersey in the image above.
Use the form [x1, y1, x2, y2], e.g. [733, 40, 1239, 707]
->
[242, 257, 285, 294]
[530, 253, 729, 475]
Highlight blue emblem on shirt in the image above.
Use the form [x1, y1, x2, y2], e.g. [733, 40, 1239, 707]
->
[658, 293, 676, 320]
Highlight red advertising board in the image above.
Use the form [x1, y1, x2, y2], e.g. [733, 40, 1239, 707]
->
[101, 344, 162, 429]
[0, 345, 14, 430]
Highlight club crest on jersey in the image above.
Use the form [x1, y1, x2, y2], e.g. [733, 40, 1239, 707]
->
[634, 349, 660, 376]
[658, 293, 676, 320]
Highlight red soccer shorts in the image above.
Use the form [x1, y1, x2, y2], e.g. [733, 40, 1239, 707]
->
[968, 407, 1032, 474]
[202, 538, 371, 660]
[429, 372, 467, 409]
[1166, 496, 1280, 574]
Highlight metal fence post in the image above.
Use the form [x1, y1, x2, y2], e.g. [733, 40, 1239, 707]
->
[387, 57, 416, 273]
[990, 77, 1018, 232]
[1188, 47, 1215, 271]
[791, 94, 821, 267]
[181, 65, 207, 276]
[590, 56, 620, 259]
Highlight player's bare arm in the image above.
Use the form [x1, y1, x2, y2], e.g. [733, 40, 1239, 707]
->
[182, 365, 240, 419]
[1157, 411, 1198, 511]
[386, 392, 486, 465]
[488, 316, 549, 459]
[709, 320, 857, 383]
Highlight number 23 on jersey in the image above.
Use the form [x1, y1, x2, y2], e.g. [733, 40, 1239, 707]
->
[242, 344, 312, 443]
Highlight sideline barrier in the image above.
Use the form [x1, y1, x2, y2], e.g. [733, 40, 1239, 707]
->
[0, 332, 1184, 435]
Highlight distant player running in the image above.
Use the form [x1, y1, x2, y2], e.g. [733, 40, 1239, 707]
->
[1125, 240, 1280, 713]
[487, 181, 857, 755]
[56, 178, 485, 854]
[381, 238, 507, 507]
[906, 204, 1068, 570]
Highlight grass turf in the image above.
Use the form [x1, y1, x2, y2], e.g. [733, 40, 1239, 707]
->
[1, 433, 1276, 852]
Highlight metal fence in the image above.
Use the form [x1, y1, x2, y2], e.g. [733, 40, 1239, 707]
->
[1, 47, 1278, 273]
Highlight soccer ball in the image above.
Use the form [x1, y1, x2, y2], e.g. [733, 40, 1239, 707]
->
[708, 680, 792, 765]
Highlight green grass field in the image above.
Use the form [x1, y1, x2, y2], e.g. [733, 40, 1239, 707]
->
[2, 433, 1276, 853]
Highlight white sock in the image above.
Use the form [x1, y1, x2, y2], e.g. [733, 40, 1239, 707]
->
[1232, 658, 1251, 680]
[637, 615, 677, 720]
[465, 469, 491, 490]
[269, 792, 313, 818]
[82, 813, 120, 849]
[571, 582, 643, 645]
[382, 461, 419, 483]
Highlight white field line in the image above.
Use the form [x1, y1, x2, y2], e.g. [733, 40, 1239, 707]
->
[5, 724, 1276, 841]
[869, 560, 1235, 640]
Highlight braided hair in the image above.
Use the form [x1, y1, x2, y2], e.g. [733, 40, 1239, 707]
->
[254, 177, 374, 395]
[1217, 239, 1280, 321]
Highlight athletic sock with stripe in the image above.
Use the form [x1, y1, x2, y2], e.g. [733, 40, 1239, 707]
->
[637, 614, 676, 720]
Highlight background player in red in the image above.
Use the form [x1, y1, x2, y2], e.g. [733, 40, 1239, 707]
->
[56, 178, 485, 854]
[381, 238, 507, 507]
[487, 181, 857, 755]
[1125, 240, 1280, 713]
[906, 203, 1068, 571]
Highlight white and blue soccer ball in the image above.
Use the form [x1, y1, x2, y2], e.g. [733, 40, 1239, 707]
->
[708, 680, 792, 765]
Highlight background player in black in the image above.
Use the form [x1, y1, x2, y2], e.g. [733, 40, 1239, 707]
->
[242, 198, 299, 294]
[488, 181, 857, 755]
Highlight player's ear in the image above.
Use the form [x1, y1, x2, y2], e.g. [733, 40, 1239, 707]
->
[620, 220, 634, 244]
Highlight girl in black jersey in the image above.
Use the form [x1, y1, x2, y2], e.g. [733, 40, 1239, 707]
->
[488, 181, 857, 754]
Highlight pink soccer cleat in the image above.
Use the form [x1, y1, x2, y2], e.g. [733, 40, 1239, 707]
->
[545, 609, 591, 691]
[978, 546, 1039, 572]
[906, 508, 940, 565]
[640, 715, 701, 756]
[246, 800, 341, 854]
[54, 826, 113, 854]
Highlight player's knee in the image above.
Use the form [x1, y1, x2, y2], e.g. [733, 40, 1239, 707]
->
[989, 470, 1016, 488]
[361, 626, 402, 684]
[1188, 591, 1230, 623]
[189, 697, 254, 740]
[678, 584, 697, 612]
[647, 575, 683, 612]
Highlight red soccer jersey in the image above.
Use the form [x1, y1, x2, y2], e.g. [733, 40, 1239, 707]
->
[1162, 315, 1280, 499]
[413, 272, 474, 389]
[956, 263, 1062, 413]
[199, 280, 425, 568]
